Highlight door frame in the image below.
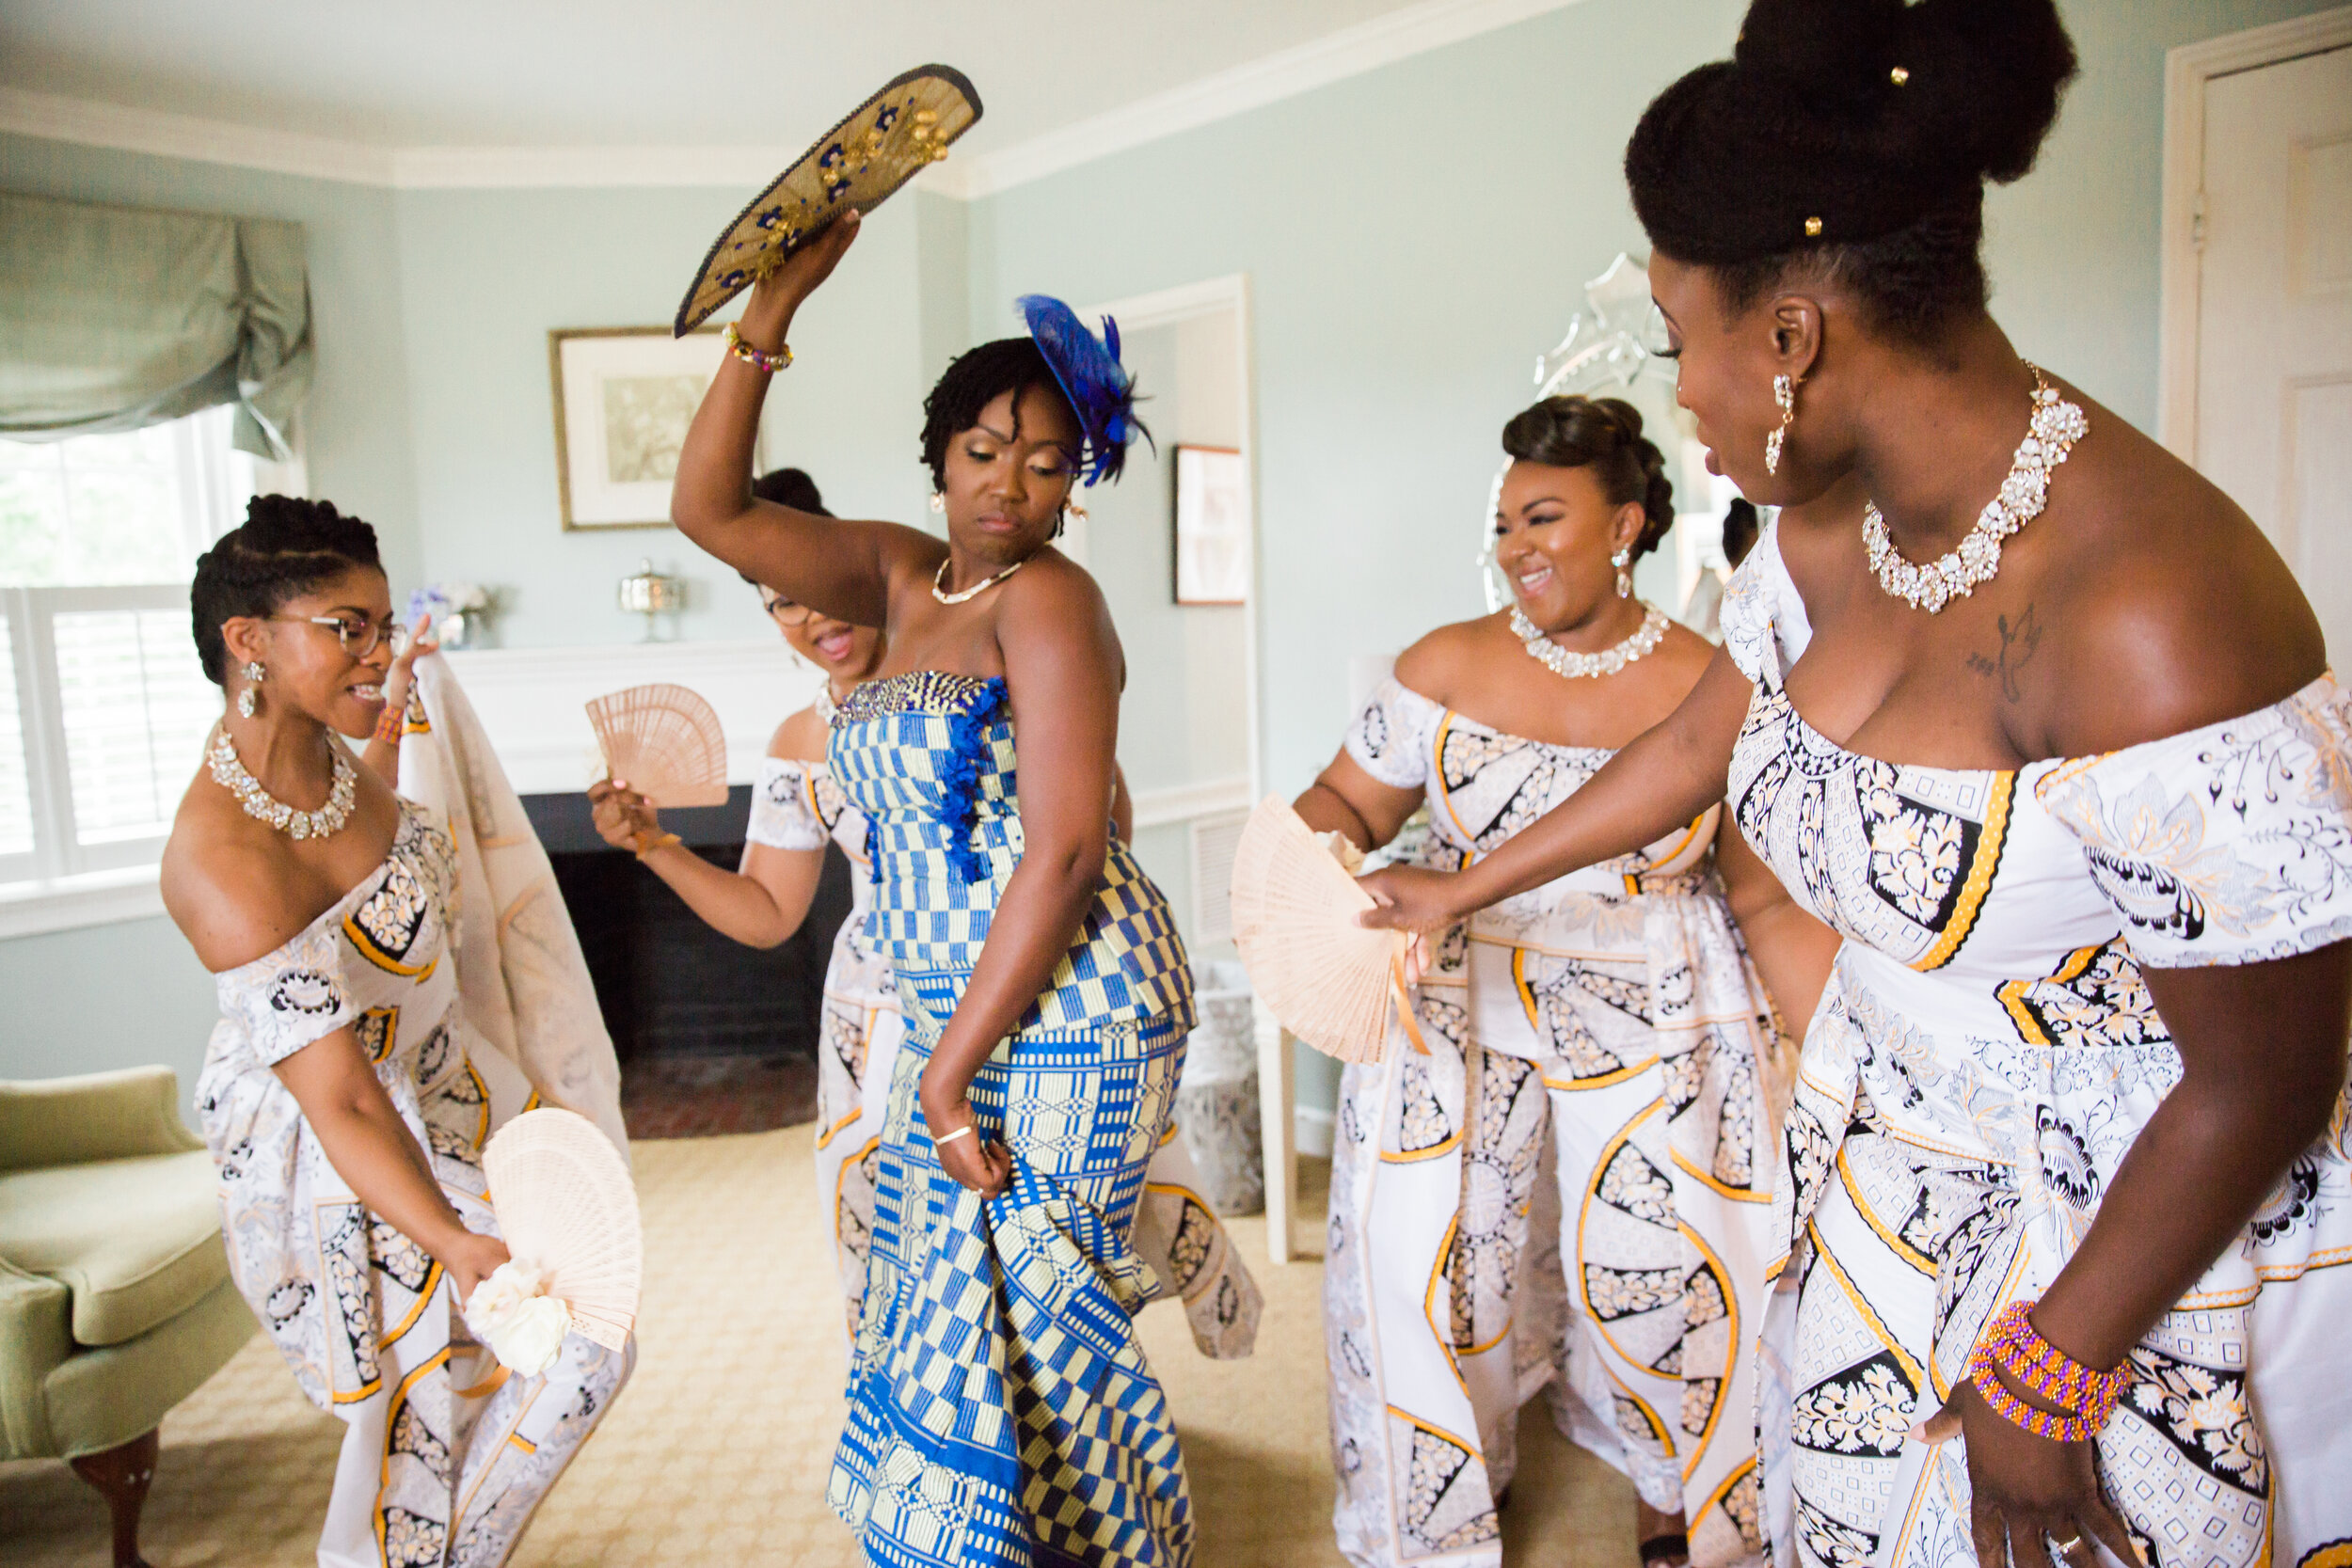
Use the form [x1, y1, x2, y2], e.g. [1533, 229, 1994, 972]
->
[2157, 5, 2352, 462]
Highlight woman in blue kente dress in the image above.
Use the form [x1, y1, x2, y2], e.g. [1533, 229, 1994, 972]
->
[673, 212, 1199, 1567]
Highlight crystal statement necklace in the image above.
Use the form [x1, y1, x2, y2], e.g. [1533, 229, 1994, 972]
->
[1862, 363, 2087, 613]
[208, 725, 357, 840]
[1509, 603, 1670, 680]
[931, 555, 1028, 605]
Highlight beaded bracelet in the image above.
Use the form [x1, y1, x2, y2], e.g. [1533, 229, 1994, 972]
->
[1964, 1298, 2128, 1443]
[724, 322, 793, 373]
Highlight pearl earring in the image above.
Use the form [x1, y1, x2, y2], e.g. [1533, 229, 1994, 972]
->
[928, 491, 946, 515]
[237, 660, 265, 719]
[1612, 547, 1632, 599]
[1766, 373, 1797, 475]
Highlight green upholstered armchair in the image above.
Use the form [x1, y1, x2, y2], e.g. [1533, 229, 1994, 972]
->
[0, 1068, 255, 1568]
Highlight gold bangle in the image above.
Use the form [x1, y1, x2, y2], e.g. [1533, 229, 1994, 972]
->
[633, 832, 682, 861]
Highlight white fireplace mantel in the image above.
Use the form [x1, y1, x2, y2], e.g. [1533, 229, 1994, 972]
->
[441, 637, 818, 798]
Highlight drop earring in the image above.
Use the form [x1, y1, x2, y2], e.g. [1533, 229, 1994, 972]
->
[928, 491, 946, 515]
[237, 660, 265, 719]
[1612, 546, 1632, 599]
[1765, 373, 1797, 475]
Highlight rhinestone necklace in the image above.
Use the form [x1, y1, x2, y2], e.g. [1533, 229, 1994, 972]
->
[1509, 603, 1670, 680]
[208, 725, 357, 840]
[1862, 363, 2087, 613]
[931, 555, 1028, 605]
[812, 680, 839, 726]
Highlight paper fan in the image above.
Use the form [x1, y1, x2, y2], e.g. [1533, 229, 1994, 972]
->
[673, 65, 983, 337]
[483, 1109, 641, 1352]
[586, 683, 728, 808]
[1229, 796, 1410, 1064]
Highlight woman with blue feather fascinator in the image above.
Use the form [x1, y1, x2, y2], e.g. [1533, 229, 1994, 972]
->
[673, 211, 1217, 1567]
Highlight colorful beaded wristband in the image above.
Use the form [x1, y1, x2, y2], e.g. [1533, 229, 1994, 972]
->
[371, 702, 405, 747]
[723, 322, 793, 373]
[1964, 1298, 2127, 1443]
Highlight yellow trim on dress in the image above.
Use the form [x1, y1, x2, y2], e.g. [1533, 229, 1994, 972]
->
[1910, 770, 2012, 973]
[374, 1346, 453, 1558]
[1994, 941, 2104, 1046]
[1672, 1146, 1772, 1204]
[1804, 1218, 1928, 1392]
[1677, 1221, 1738, 1478]
[1834, 1147, 1937, 1275]
[380, 1260, 445, 1351]
[344, 911, 430, 976]
[1422, 1211, 1470, 1399]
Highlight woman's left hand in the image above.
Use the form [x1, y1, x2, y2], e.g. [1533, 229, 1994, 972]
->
[381, 612, 438, 717]
[1915, 1383, 2142, 1568]
[920, 1081, 1011, 1198]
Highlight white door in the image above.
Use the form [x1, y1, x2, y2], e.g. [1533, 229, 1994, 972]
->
[2195, 43, 2352, 661]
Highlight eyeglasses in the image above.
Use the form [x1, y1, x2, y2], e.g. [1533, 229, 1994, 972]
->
[274, 614, 409, 659]
[762, 594, 817, 627]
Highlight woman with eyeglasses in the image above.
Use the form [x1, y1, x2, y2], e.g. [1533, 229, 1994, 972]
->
[592, 468, 1260, 1365]
[162, 496, 628, 1568]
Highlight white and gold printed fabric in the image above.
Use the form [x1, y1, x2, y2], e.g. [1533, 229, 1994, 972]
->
[1721, 521, 2352, 1568]
[196, 801, 628, 1568]
[1325, 677, 1788, 1568]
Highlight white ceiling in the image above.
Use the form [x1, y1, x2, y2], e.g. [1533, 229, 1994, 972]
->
[0, 0, 1435, 153]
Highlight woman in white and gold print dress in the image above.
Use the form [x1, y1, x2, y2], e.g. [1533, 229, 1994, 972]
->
[1365, 3, 2352, 1562]
[166, 498, 627, 1568]
[1299, 396, 1836, 1568]
[591, 471, 1261, 1357]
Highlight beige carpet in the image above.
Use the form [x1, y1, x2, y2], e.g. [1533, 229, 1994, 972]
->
[2, 1127, 1632, 1566]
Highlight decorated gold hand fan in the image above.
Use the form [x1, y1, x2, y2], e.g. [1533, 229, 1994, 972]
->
[472, 1109, 642, 1369]
[586, 683, 728, 808]
[1229, 796, 1426, 1064]
[674, 64, 983, 337]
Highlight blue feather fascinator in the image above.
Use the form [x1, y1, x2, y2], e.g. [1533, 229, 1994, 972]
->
[1017, 293, 1150, 487]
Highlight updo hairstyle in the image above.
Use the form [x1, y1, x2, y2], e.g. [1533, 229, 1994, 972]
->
[919, 338, 1073, 490]
[1624, 0, 2077, 341]
[1501, 395, 1676, 559]
[189, 496, 382, 685]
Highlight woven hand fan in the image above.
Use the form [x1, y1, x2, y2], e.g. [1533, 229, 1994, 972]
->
[674, 65, 983, 336]
[586, 683, 728, 808]
[482, 1109, 642, 1352]
[1230, 796, 1417, 1064]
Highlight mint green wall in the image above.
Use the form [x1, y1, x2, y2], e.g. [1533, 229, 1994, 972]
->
[0, 916, 217, 1115]
[0, 133, 425, 592]
[389, 186, 939, 647]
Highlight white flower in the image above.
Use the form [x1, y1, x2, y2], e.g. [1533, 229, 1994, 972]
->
[464, 1259, 571, 1376]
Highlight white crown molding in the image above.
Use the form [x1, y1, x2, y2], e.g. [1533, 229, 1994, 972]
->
[1130, 775, 1253, 831]
[920, 0, 1585, 198]
[0, 86, 396, 183]
[8, 0, 1581, 196]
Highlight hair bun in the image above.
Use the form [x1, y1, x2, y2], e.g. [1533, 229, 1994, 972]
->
[1735, 0, 1904, 113]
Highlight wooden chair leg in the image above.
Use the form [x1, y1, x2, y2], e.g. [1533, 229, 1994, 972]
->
[68, 1428, 158, 1568]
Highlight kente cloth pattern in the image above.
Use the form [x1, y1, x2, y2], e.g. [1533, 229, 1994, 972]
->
[823, 669, 1200, 1565]
[1325, 679, 1788, 1568]
[754, 721, 1260, 1360]
[197, 802, 629, 1567]
[1720, 521, 2352, 1568]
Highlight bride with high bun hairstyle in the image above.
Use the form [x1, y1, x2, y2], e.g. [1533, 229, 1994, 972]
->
[1361, 3, 2352, 1566]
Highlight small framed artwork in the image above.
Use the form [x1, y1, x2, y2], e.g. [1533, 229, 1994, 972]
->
[1172, 444, 1249, 605]
[548, 326, 759, 530]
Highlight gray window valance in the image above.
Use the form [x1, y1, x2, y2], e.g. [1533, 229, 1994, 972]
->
[0, 190, 313, 460]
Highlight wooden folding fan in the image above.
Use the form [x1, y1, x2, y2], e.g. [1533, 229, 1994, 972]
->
[481, 1108, 642, 1354]
[1229, 796, 1422, 1064]
[586, 683, 728, 808]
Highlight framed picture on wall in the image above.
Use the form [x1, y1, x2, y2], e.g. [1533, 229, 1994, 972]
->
[548, 326, 760, 530]
[1172, 444, 1248, 605]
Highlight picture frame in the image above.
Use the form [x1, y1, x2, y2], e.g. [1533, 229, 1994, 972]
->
[548, 326, 759, 531]
[1171, 444, 1249, 605]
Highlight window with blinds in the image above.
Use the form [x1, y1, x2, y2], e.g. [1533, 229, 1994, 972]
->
[0, 409, 258, 889]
